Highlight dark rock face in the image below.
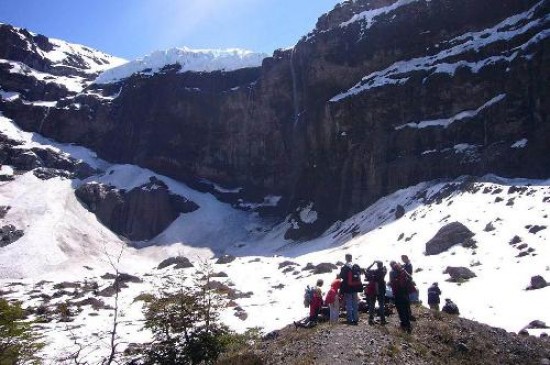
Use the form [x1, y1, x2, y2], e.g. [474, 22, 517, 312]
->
[157, 256, 194, 270]
[2, 0, 550, 237]
[0, 133, 97, 179]
[425, 222, 475, 255]
[75, 177, 199, 241]
[0, 224, 24, 247]
[444, 266, 477, 282]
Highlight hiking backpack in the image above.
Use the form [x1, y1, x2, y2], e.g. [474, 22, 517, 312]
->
[303, 286, 315, 308]
[347, 264, 363, 292]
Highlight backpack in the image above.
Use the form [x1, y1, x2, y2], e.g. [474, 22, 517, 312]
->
[365, 269, 377, 282]
[303, 286, 315, 308]
[347, 264, 363, 292]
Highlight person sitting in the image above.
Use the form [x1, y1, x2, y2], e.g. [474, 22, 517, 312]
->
[442, 298, 460, 315]
[295, 279, 324, 328]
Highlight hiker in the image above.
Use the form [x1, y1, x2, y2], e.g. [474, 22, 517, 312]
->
[401, 255, 413, 276]
[389, 261, 412, 333]
[442, 298, 460, 315]
[365, 261, 387, 325]
[339, 253, 363, 325]
[401, 255, 417, 320]
[295, 279, 324, 328]
[325, 278, 342, 324]
[427, 282, 442, 311]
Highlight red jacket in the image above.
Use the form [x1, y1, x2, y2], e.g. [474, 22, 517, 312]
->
[309, 288, 323, 317]
[325, 280, 341, 304]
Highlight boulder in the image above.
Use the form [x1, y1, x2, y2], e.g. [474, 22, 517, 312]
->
[313, 263, 338, 274]
[216, 255, 236, 265]
[526, 320, 549, 329]
[444, 266, 477, 282]
[395, 205, 406, 220]
[425, 222, 475, 255]
[528, 276, 548, 290]
[157, 256, 194, 270]
[278, 260, 298, 269]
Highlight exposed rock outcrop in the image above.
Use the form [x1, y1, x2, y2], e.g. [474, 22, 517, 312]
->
[216, 255, 236, 265]
[0, 224, 24, 247]
[157, 256, 194, 270]
[75, 177, 199, 241]
[425, 222, 475, 255]
[527, 275, 548, 290]
[444, 266, 477, 282]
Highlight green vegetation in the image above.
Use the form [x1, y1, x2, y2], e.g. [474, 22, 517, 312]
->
[0, 299, 43, 365]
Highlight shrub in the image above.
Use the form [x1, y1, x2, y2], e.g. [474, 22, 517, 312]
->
[0, 299, 43, 364]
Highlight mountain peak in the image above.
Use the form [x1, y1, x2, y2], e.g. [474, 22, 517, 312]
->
[94, 46, 267, 84]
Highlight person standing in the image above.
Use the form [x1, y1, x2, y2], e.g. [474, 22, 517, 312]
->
[401, 255, 413, 276]
[365, 261, 387, 325]
[339, 254, 363, 325]
[427, 282, 442, 311]
[390, 261, 412, 333]
[325, 278, 341, 324]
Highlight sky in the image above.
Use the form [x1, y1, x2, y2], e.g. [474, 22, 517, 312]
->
[0, 0, 343, 60]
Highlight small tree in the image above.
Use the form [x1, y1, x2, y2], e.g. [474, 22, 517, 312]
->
[0, 299, 43, 364]
[141, 262, 229, 365]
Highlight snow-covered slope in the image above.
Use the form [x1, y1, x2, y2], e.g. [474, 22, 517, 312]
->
[44, 37, 126, 73]
[94, 47, 267, 84]
[1, 108, 549, 363]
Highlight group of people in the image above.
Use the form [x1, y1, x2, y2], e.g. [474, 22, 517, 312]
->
[296, 253, 460, 332]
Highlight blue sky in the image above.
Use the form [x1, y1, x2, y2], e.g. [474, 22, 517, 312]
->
[0, 0, 342, 60]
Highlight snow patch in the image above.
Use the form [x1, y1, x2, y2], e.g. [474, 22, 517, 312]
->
[0, 89, 20, 102]
[511, 138, 528, 148]
[299, 203, 319, 224]
[340, 0, 420, 29]
[395, 94, 506, 130]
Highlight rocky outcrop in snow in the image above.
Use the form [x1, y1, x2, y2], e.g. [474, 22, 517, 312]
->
[444, 266, 477, 282]
[425, 222, 475, 255]
[0, 224, 24, 247]
[75, 177, 199, 241]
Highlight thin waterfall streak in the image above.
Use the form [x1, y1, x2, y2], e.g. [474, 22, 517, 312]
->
[290, 48, 300, 128]
[39, 107, 51, 134]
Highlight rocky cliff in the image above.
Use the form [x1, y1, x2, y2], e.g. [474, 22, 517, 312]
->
[1, 0, 549, 240]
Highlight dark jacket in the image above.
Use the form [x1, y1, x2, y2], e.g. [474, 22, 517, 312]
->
[442, 300, 460, 315]
[339, 263, 362, 293]
[427, 284, 441, 305]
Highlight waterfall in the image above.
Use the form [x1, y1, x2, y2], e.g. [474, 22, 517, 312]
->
[290, 48, 300, 128]
[38, 107, 51, 134]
